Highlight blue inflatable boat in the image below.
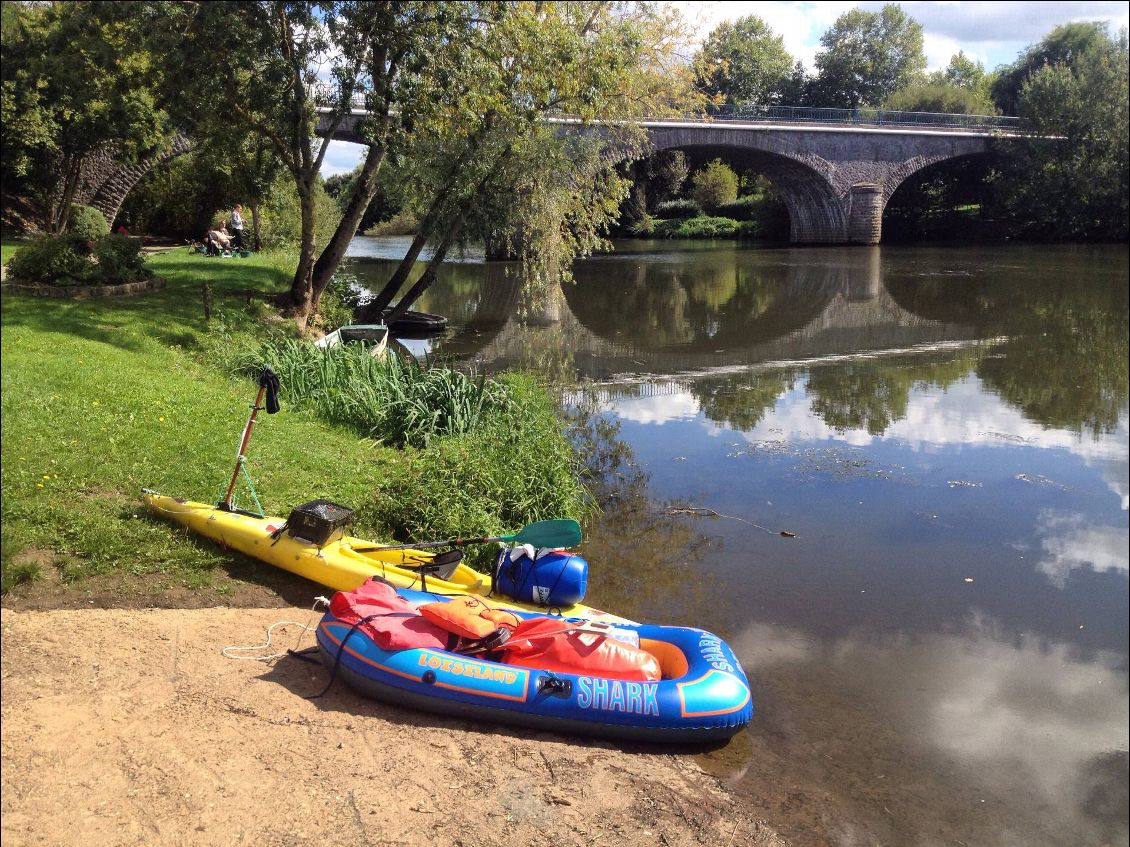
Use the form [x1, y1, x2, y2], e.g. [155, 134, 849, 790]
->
[315, 587, 753, 743]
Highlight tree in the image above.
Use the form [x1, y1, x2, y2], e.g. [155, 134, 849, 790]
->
[1, 2, 168, 232]
[359, 2, 695, 324]
[810, 4, 926, 109]
[939, 51, 993, 102]
[689, 159, 738, 209]
[618, 150, 689, 231]
[998, 26, 1129, 241]
[992, 22, 1111, 115]
[155, 1, 476, 327]
[885, 81, 992, 115]
[693, 16, 794, 107]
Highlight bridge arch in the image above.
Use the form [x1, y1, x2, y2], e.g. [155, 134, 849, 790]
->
[646, 130, 849, 244]
[72, 133, 195, 228]
[643, 121, 994, 245]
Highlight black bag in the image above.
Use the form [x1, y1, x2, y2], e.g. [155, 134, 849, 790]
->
[285, 500, 354, 545]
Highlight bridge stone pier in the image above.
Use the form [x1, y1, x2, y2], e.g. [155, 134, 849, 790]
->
[643, 122, 996, 244]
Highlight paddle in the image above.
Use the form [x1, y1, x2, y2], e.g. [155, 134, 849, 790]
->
[360, 519, 582, 552]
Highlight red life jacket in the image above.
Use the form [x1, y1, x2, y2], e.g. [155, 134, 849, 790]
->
[329, 579, 451, 651]
[498, 617, 661, 682]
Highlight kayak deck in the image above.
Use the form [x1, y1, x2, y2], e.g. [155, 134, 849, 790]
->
[142, 492, 633, 623]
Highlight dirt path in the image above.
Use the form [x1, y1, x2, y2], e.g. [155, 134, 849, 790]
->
[1, 607, 783, 847]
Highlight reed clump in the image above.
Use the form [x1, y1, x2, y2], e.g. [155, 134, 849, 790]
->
[230, 339, 510, 448]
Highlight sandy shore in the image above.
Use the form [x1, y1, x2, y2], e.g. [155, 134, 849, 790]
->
[1, 606, 783, 847]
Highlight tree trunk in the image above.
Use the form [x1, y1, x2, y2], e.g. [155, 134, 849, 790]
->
[251, 203, 263, 251]
[356, 229, 430, 321]
[287, 187, 319, 329]
[53, 154, 84, 234]
[384, 211, 467, 325]
[308, 141, 388, 304]
[358, 120, 501, 320]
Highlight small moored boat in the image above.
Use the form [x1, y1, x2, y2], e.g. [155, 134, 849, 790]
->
[381, 309, 447, 335]
[314, 323, 389, 357]
[316, 583, 753, 743]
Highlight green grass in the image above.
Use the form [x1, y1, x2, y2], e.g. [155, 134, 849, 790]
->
[2, 235, 27, 266]
[1, 246, 586, 588]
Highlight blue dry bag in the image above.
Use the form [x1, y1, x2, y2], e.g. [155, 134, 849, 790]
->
[494, 548, 588, 607]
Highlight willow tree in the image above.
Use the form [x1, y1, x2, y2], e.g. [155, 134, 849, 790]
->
[359, 1, 697, 324]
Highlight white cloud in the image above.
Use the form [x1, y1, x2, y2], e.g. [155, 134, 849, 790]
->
[923, 31, 970, 71]
[320, 140, 365, 177]
[729, 614, 1130, 841]
[1035, 511, 1130, 587]
[611, 392, 702, 425]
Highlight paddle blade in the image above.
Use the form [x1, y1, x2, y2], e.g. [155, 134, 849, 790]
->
[507, 518, 582, 549]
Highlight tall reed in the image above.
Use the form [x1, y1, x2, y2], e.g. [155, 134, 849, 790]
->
[229, 339, 512, 448]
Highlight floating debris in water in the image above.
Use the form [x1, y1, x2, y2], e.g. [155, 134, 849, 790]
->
[980, 431, 1031, 443]
[662, 504, 796, 538]
[1014, 473, 1073, 492]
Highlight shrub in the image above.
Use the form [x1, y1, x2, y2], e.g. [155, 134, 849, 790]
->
[653, 199, 703, 220]
[7, 235, 97, 285]
[93, 234, 147, 283]
[317, 271, 366, 331]
[6, 233, 148, 286]
[67, 204, 110, 241]
[690, 159, 739, 210]
[364, 211, 419, 236]
[629, 214, 656, 236]
[364, 373, 590, 567]
[737, 220, 761, 239]
[654, 216, 740, 239]
[713, 197, 761, 221]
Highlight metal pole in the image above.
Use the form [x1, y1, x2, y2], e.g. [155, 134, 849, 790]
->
[220, 384, 267, 510]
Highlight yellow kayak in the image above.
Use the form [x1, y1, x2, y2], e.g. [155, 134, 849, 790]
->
[142, 492, 632, 623]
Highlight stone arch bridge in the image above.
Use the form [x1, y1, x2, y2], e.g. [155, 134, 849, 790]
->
[75, 112, 1013, 245]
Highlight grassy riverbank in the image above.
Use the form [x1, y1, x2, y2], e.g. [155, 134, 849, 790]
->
[1, 248, 586, 595]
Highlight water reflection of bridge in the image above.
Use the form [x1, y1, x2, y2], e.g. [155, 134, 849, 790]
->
[431, 247, 983, 381]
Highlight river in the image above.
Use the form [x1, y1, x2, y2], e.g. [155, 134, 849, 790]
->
[345, 236, 1129, 847]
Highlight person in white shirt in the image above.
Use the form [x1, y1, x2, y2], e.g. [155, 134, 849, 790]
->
[230, 204, 246, 249]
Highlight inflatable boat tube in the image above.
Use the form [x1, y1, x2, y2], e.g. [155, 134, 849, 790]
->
[316, 587, 753, 743]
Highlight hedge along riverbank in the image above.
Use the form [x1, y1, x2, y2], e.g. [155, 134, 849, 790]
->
[0, 248, 589, 592]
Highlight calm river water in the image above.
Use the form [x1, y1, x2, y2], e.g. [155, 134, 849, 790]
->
[346, 236, 1129, 847]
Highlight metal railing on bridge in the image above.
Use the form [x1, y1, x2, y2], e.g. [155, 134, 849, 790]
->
[312, 85, 1020, 133]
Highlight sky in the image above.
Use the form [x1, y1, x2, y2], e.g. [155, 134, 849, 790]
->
[321, 1, 1129, 176]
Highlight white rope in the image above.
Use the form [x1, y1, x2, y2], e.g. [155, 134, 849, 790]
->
[222, 596, 331, 661]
